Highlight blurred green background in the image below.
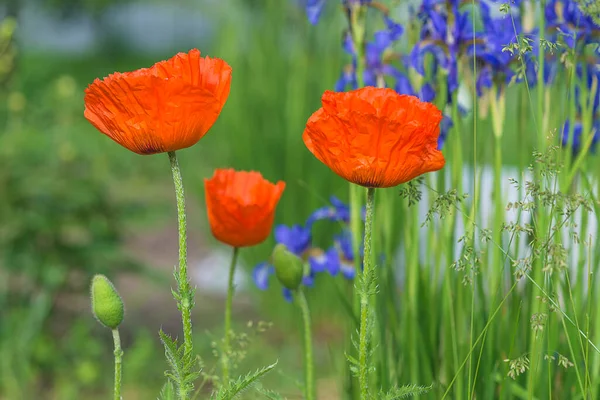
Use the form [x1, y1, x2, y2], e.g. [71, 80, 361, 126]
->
[0, 0, 357, 398]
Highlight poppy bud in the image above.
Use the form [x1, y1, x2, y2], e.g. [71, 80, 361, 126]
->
[90, 275, 124, 329]
[272, 244, 304, 291]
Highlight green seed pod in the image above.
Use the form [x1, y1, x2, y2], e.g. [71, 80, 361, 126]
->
[90, 274, 124, 329]
[272, 244, 304, 291]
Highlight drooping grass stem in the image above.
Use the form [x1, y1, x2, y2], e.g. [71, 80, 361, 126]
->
[168, 151, 194, 359]
[112, 329, 123, 400]
[222, 246, 240, 388]
[296, 289, 316, 400]
[358, 187, 376, 400]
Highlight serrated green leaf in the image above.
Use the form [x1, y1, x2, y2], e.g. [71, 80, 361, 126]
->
[157, 380, 176, 400]
[254, 383, 286, 400]
[215, 361, 278, 400]
[159, 330, 200, 398]
[380, 383, 433, 399]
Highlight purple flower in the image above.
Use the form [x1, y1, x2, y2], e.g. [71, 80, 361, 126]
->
[305, 0, 326, 25]
[336, 11, 406, 90]
[274, 224, 311, 255]
[561, 61, 600, 154]
[411, 1, 487, 94]
[561, 120, 600, 154]
[334, 230, 358, 279]
[253, 262, 274, 291]
[301, 0, 372, 26]
[308, 247, 341, 275]
[306, 196, 351, 226]
[545, 0, 600, 49]
[252, 223, 311, 294]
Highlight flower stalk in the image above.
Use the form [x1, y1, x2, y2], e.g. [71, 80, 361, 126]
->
[358, 187, 376, 400]
[222, 246, 240, 388]
[168, 151, 194, 358]
[112, 329, 123, 400]
[296, 288, 316, 400]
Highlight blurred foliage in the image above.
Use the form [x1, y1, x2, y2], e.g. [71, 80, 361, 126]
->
[0, 47, 165, 397]
[576, 0, 600, 25]
[0, 16, 16, 88]
[0, 122, 143, 397]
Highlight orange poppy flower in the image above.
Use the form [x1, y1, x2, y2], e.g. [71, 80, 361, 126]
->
[205, 169, 286, 248]
[84, 49, 232, 155]
[303, 87, 445, 188]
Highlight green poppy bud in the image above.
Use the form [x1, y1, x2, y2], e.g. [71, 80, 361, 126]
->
[90, 275, 124, 329]
[272, 244, 304, 290]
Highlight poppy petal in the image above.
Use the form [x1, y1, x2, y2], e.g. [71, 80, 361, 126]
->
[84, 49, 232, 155]
[303, 87, 445, 188]
[205, 169, 285, 247]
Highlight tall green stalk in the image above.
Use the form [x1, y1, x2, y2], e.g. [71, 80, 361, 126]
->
[358, 187, 376, 400]
[112, 329, 123, 400]
[348, 6, 368, 398]
[222, 246, 240, 388]
[296, 289, 316, 400]
[527, 1, 547, 395]
[168, 151, 194, 358]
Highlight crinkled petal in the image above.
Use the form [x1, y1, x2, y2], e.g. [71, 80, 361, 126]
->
[303, 87, 445, 188]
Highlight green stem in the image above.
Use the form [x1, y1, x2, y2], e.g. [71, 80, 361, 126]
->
[349, 4, 367, 88]
[222, 246, 239, 388]
[358, 187, 376, 400]
[168, 151, 194, 358]
[112, 329, 123, 400]
[296, 289, 316, 400]
[536, 0, 546, 150]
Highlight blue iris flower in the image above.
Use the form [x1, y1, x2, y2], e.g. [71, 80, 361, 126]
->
[305, 0, 326, 25]
[336, 17, 406, 91]
[334, 229, 359, 279]
[252, 262, 274, 291]
[302, 0, 372, 26]
[274, 224, 311, 255]
[473, 14, 537, 95]
[252, 223, 312, 295]
[545, 0, 600, 49]
[306, 196, 350, 226]
[309, 247, 341, 275]
[411, 1, 487, 94]
[562, 62, 600, 154]
[252, 197, 368, 301]
[561, 120, 600, 154]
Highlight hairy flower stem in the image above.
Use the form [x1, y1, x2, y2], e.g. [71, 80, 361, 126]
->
[358, 187, 376, 400]
[296, 289, 316, 400]
[168, 151, 194, 359]
[222, 246, 239, 388]
[112, 329, 123, 400]
[348, 7, 367, 397]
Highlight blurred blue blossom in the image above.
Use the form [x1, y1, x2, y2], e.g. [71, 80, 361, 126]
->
[562, 62, 600, 154]
[411, 0, 486, 94]
[545, 0, 600, 49]
[307, 195, 350, 226]
[474, 13, 538, 95]
[561, 120, 600, 154]
[302, 0, 372, 26]
[253, 197, 364, 301]
[334, 229, 359, 279]
[274, 224, 311, 255]
[336, 16, 405, 90]
[252, 224, 312, 299]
